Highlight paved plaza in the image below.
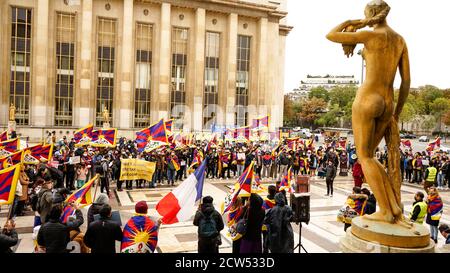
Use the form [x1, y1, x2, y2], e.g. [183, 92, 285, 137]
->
[4, 175, 450, 253]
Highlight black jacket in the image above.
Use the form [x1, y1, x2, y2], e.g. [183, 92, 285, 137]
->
[87, 203, 104, 227]
[193, 203, 224, 237]
[37, 219, 70, 253]
[0, 230, 18, 253]
[84, 217, 123, 253]
[264, 193, 294, 253]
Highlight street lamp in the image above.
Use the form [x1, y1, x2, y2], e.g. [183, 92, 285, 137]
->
[357, 49, 365, 84]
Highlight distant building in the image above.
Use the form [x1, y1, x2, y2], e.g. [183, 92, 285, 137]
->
[287, 75, 359, 102]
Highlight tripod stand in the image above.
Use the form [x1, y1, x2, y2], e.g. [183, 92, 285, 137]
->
[293, 222, 308, 253]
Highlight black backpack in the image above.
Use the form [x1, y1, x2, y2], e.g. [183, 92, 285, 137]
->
[198, 212, 218, 238]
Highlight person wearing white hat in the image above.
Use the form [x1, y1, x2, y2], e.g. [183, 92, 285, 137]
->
[352, 154, 364, 188]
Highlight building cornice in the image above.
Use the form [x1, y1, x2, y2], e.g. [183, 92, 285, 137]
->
[279, 24, 293, 36]
[137, 0, 288, 20]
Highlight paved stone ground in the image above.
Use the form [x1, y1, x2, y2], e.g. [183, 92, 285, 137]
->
[2, 175, 449, 253]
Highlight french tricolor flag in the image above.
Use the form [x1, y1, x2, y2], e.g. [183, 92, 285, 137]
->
[156, 159, 207, 224]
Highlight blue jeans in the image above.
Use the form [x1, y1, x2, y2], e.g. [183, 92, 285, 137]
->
[237, 165, 245, 177]
[430, 225, 439, 240]
[167, 169, 175, 185]
[437, 173, 443, 187]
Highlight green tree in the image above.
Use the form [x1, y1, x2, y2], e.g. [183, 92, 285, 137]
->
[430, 97, 450, 132]
[399, 103, 416, 131]
[316, 104, 340, 127]
[298, 97, 327, 127]
[419, 85, 444, 114]
[308, 87, 330, 102]
[422, 116, 436, 132]
[328, 85, 357, 108]
[283, 95, 295, 126]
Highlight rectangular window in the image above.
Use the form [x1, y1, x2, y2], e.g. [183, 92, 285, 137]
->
[55, 12, 75, 126]
[96, 18, 116, 126]
[235, 35, 251, 127]
[10, 7, 32, 125]
[134, 23, 153, 128]
[170, 27, 188, 127]
[203, 32, 220, 129]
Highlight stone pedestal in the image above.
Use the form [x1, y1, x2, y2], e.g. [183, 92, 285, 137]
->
[340, 217, 435, 253]
[102, 122, 110, 129]
[8, 121, 16, 132]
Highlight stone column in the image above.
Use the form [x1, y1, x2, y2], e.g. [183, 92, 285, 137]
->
[255, 17, 268, 121]
[157, 3, 171, 120]
[0, 2, 5, 125]
[32, 0, 49, 126]
[192, 8, 205, 131]
[78, 0, 93, 126]
[119, 0, 134, 129]
[224, 13, 238, 128]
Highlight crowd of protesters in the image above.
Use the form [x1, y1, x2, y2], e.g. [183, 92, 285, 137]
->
[1, 131, 450, 253]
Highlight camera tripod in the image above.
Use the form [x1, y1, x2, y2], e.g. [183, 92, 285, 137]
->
[293, 222, 308, 253]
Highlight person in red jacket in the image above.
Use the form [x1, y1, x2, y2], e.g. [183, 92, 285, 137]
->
[352, 154, 364, 188]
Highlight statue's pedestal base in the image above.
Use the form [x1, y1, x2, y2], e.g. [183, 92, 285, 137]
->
[102, 122, 110, 129]
[8, 121, 16, 132]
[340, 217, 435, 253]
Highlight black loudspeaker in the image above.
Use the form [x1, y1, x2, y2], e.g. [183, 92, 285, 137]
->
[290, 193, 310, 224]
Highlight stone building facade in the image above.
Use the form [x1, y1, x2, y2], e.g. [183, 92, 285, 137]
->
[0, 0, 291, 140]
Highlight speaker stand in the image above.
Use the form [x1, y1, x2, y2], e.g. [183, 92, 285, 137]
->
[293, 222, 308, 253]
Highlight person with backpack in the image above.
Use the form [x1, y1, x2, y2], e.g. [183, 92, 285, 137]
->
[264, 192, 294, 253]
[193, 196, 224, 253]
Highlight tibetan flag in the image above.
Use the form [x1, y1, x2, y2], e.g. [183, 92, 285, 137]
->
[171, 158, 181, 172]
[91, 128, 117, 147]
[165, 119, 173, 132]
[252, 175, 266, 194]
[156, 160, 207, 224]
[205, 134, 218, 152]
[0, 164, 21, 205]
[60, 205, 76, 224]
[227, 206, 243, 227]
[223, 162, 254, 214]
[234, 127, 250, 142]
[401, 139, 412, 148]
[74, 124, 94, 147]
[22, 144, 43, 165]
[0, 138, 19, 158]
[0, 151, 23, 170]
[39, 144, 54, 162]
[121, 215, 159, 253]
[136, 119, 169, 152]
[0, 131, 7, 142]
[262, 198, 276, 210]
[65, 174, 98, 206]
[279, 167, 293, 193]
[251, 116, 269, 130]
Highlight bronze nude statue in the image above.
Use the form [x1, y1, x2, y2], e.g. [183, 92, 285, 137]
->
[327, 1, 411, 227]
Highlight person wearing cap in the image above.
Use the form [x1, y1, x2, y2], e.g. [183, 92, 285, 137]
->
[36, 178, 54, 225]
[193, 196, 224, 253]
[439, 224, 450, 245]
[120, 201, 161, 253]
[84, 204, 123, 253]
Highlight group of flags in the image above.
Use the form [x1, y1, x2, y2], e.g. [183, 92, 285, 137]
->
[74, 125, 117, 148]
[0, 138, 55, 206]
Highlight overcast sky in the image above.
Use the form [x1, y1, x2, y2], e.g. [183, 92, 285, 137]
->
[284, 0, 450, 92]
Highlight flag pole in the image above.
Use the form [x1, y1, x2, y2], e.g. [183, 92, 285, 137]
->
[92, 174, 100, 202]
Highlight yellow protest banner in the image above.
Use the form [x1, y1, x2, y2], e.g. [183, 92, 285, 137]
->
[119, 159, 156, 181]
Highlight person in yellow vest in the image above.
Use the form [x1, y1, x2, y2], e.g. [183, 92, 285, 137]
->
[424, 161, 437, 193]
[409, 191, 427, 224]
